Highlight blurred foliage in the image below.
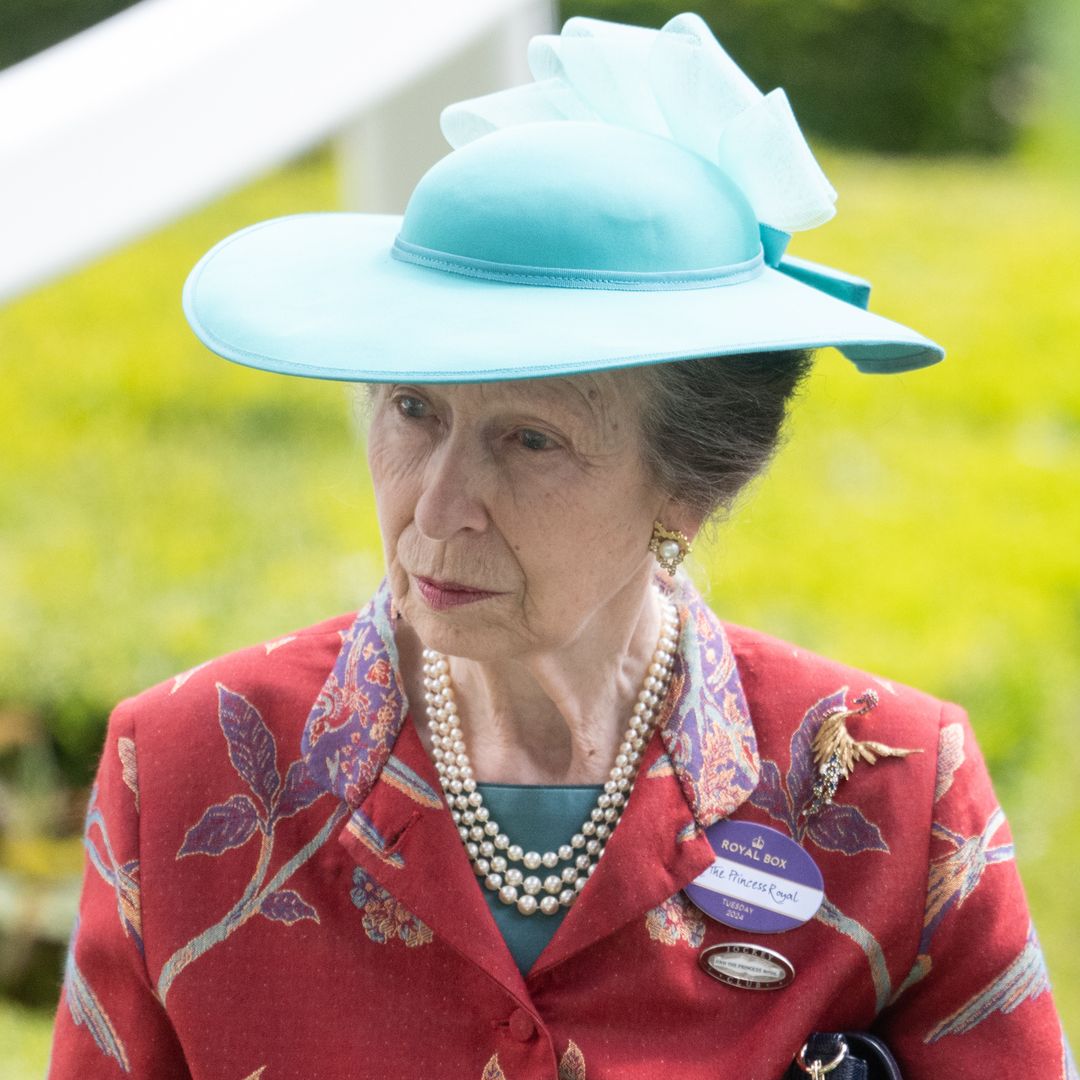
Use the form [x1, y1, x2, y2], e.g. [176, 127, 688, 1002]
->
[1022, 0, 1080, 170]
[0, 0, 139, 70]
[0, 149, 382, 784]
[1, 998, 55, 1078]
[0, 0, 1052, 155]
[560, 0, 1038, 153]
[1, 143, 1078, 1062]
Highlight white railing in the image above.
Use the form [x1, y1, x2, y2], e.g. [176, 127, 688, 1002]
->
[0, 0, 553, 304]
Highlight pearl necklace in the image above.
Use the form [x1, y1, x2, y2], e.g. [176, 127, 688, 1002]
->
[423, 591, 679, 917]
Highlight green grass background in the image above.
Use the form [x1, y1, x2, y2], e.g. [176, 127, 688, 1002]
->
[2, 146, 1077, 1073]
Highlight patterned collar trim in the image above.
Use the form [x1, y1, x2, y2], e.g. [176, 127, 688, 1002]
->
[301, 578, 759, 828]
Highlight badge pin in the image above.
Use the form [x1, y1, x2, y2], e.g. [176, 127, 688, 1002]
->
[684, 819, 824, 933]
[698, 943, 795, 990]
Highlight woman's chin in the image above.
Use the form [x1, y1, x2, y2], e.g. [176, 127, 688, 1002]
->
[400, 598, 518, 662]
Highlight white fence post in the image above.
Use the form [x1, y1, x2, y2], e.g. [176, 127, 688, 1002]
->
[334, 0, 555, 214]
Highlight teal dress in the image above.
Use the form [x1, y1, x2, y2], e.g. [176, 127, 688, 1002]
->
[476, 783, 603, 974]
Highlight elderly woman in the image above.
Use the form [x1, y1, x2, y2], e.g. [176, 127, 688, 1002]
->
[50, 13, 1068, 1080]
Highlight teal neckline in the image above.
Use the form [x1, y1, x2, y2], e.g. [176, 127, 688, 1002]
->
[475, 782, 604, 975]
[476, 781, 604, 791]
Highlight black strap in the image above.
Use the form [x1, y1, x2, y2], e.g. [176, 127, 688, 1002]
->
[787, 1032, 903, 1080]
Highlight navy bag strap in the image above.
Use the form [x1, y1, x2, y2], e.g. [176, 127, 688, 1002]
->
[788, 1032, 903, 1080]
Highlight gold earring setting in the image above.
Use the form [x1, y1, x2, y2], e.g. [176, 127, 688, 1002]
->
[649, 521, 692, 574]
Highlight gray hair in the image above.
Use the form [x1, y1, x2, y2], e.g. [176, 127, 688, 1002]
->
[635, 349, 815, 522]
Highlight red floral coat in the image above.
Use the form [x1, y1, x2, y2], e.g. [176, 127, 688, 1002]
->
[49, 582, 1072, 1078]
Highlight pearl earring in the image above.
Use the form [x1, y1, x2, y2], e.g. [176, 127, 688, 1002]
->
[649, 521, 692, 574]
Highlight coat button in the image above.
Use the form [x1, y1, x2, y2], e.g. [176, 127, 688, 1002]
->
[508, 1008, 536, 1042]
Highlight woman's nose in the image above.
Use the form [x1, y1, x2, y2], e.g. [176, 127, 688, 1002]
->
[412, 437, 489, 541]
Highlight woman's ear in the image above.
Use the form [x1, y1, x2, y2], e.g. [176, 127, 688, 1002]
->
[654, 497, 703, 545]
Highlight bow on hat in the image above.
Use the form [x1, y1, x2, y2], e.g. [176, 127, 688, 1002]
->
[441, 13, 837, 246]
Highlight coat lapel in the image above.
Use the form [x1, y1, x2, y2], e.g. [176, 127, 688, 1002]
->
[337, 722, 529, 998]
[301, 582, 526, 998]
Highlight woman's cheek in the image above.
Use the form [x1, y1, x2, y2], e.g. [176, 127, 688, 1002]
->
[369, 427, 426, 483]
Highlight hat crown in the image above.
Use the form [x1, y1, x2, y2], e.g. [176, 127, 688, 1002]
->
[397, 122, 761, 278]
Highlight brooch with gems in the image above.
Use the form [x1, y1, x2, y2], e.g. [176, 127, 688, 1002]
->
[803, 689, 922, 819]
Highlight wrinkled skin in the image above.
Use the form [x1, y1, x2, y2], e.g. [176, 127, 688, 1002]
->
[366, 372, 696, 783]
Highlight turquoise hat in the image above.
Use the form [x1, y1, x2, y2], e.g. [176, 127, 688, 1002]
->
[183, 13, 944, 382]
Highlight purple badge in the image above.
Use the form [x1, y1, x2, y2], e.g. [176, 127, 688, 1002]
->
[684, 820, 824, 934]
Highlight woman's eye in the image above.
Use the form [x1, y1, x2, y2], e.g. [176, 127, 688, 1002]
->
[517, 429, 554, 451]
[395, 395, 428, 419]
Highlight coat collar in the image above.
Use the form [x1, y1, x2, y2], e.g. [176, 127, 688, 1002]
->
[301, 577, 760, 829]
[301, 579, 759, 989]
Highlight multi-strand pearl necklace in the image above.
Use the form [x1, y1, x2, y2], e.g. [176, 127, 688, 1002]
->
[423, 590, 679, 916]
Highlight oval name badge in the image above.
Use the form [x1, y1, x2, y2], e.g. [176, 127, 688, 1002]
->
[684, 819, 824, 933]
[699, 943, 795, 990]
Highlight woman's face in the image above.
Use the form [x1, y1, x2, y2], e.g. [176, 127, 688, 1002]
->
[367, 373, 673, 661]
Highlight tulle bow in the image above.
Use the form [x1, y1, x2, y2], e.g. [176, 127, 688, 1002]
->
[440, 13, 837, 236]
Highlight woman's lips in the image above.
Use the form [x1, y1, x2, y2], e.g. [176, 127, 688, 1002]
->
[414, 576, 503, 611]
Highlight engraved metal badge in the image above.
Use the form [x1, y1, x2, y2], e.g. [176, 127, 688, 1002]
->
[698, 943, 795, 990]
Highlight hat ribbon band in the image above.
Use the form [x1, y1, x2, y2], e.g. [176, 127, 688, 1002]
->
[391, 236, 764, 292]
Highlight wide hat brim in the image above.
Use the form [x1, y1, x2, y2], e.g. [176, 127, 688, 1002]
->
[183, 212, 944, 383]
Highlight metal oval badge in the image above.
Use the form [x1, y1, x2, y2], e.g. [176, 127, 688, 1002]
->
[698, 943, 795, 990]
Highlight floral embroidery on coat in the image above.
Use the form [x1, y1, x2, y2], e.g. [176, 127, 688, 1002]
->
[156, 683, 346, 1003]
[264, 634, 296, 655]
[814, 896, 893, 1013]
[351, 867, 433, 947]
[934, 722, 965, 802]
[558, 1041, 587, 1080]
[343, 807, 407, 868]
[675, 820, 701, 844]
[479, 1041, 585, 1078]
[83, 782, 142, 954]
[481, 1054, 507, 1080]
[894, 721, 1023, 1008]
[63, 916, 132, 1073]
[895, 810, 1022, 1011]
[654, 586, 759, 825]
[645, 892, 705, 948]
[302, 582, 409, 808]
[117, 736, 139, 810]
[926, 923, 1051, 1042]
[381, 753, 443, 809]
[170, 659, 211, 694]
[921, 807, 1014, 953]
[63, 730, 142, 1070]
